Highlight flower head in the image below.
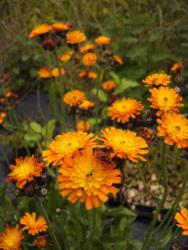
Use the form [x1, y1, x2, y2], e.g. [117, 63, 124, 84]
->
[29, 24, 52, 38]
[82, 52, 97, 66]
[8, 156, 45, 189]
[80, 43, 96, 53]
[63, 90, 85, 107]
[143, 72, 171, 86]
[66, 30, 86, 44]
[60, 51, 74, 62]
[171, 62, 183, 74]
[102, 80, 116, 91]
[95, 36, 111, 46]
[108, 98, 144, 123]
[113, 55, 123, 65]
[0, 225, 24, 250]
[175, 208, 188, 235]
[101, 127, 149, 162]
[79, 70, 97, 79]
[42, 131, 97, 166]
[20, 212, 48, 236]
[58, 149, 121, 210]
[157, 113, 188, 148]
[51, 67, 65, 78]
[38, 66, 51, 78]
[79, 99, 95, 110]
[148, 86, 183, 116]
[52, 22, 72, 32]
[76, 120, 90, 131]
[33, 234, 47, 248]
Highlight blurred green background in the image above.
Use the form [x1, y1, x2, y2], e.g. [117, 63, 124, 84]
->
[1, 0, 188, 90]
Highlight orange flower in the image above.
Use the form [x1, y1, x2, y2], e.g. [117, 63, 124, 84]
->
[63, 90, 85, 107]
[0, 112, 7, 119]
[82, 52, 97, 66]
[58, 149, 121, 210]
[102, 80, 116, 91]
[79, 99, 95, 110]
[5, 91, 17, 99]
[80, 43, 96, 53]
[108, 98, 144, 123]
[60, 51, 74, 62]
[157, 113, 188, 148]
[29, 24, 52, 38]
[0, 225, 24, 250]
[42, 131, 97, 166]
[20, 212, 48, 236]
[66, 30, 86, 44]
[76, 120, 90, 131]
[38, 66, 51, 78]
[51, 67, 65, 78]
[8, 156, 45, 189]
[148, 86, 183, 116]
[143, 72, 171, 86]
[113, 55, 123, 65]
[79, 70, 97, 79]
[52, 22, 72, 32]
[33, 234, 47, 248]
[101, 127, 149, 162]
[95, 36, 111, 45]
[175, 208, 188, 235]
[171, 62, 183, 74]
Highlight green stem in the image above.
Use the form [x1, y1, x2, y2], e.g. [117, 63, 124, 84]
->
[54, 50, 65, 131]
[95, 69, 105, 132]
[84, 209, 95, 250]
[141, 143, 168, 250]
[156, 166, 188, 234]
[138, 164, 160, 203]
[37, 198, 62, 250]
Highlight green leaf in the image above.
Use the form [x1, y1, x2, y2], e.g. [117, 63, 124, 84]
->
[115, 78, 139, 94]
[109, 71, 121, 85]
[24, 133, 41, 142]
[92, 88, 108, 102]
[30, 121, 42, 133]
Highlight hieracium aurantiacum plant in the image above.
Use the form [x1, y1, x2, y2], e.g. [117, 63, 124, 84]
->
[0, 19, 188, 250]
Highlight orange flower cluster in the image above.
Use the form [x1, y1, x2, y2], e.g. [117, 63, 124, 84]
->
[171, 62, 183, 74]
[102, 80, 116, 91]
[143, 72, 171, 86]
[82, 52, 97, 66]
[108, 98, 144, 123]
[157, 113, 188, 148]
[63, 90, 85, 107]
[175, 208, 188, 235]
[8, 156, 45, 189]
[29, 22, 72, 38]
[42, 131, 97, 166]
[20, 212, 48, 235]
[0, 225, 24, 250]
[148, 86, 183, 116]
[58, 149, 121, 210]
[38, 66, 65, 78]
[101, 127, 149, 162]
[79, 70, 97, 79]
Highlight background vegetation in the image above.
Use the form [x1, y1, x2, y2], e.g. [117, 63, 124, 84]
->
[1, 0, 188, 91]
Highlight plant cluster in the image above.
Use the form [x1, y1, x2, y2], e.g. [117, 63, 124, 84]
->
[0, 19, 188, 250]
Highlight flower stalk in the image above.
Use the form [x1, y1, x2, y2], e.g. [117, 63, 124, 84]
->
[141, 142, 168, 250]
[37, 198, 62, 250]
